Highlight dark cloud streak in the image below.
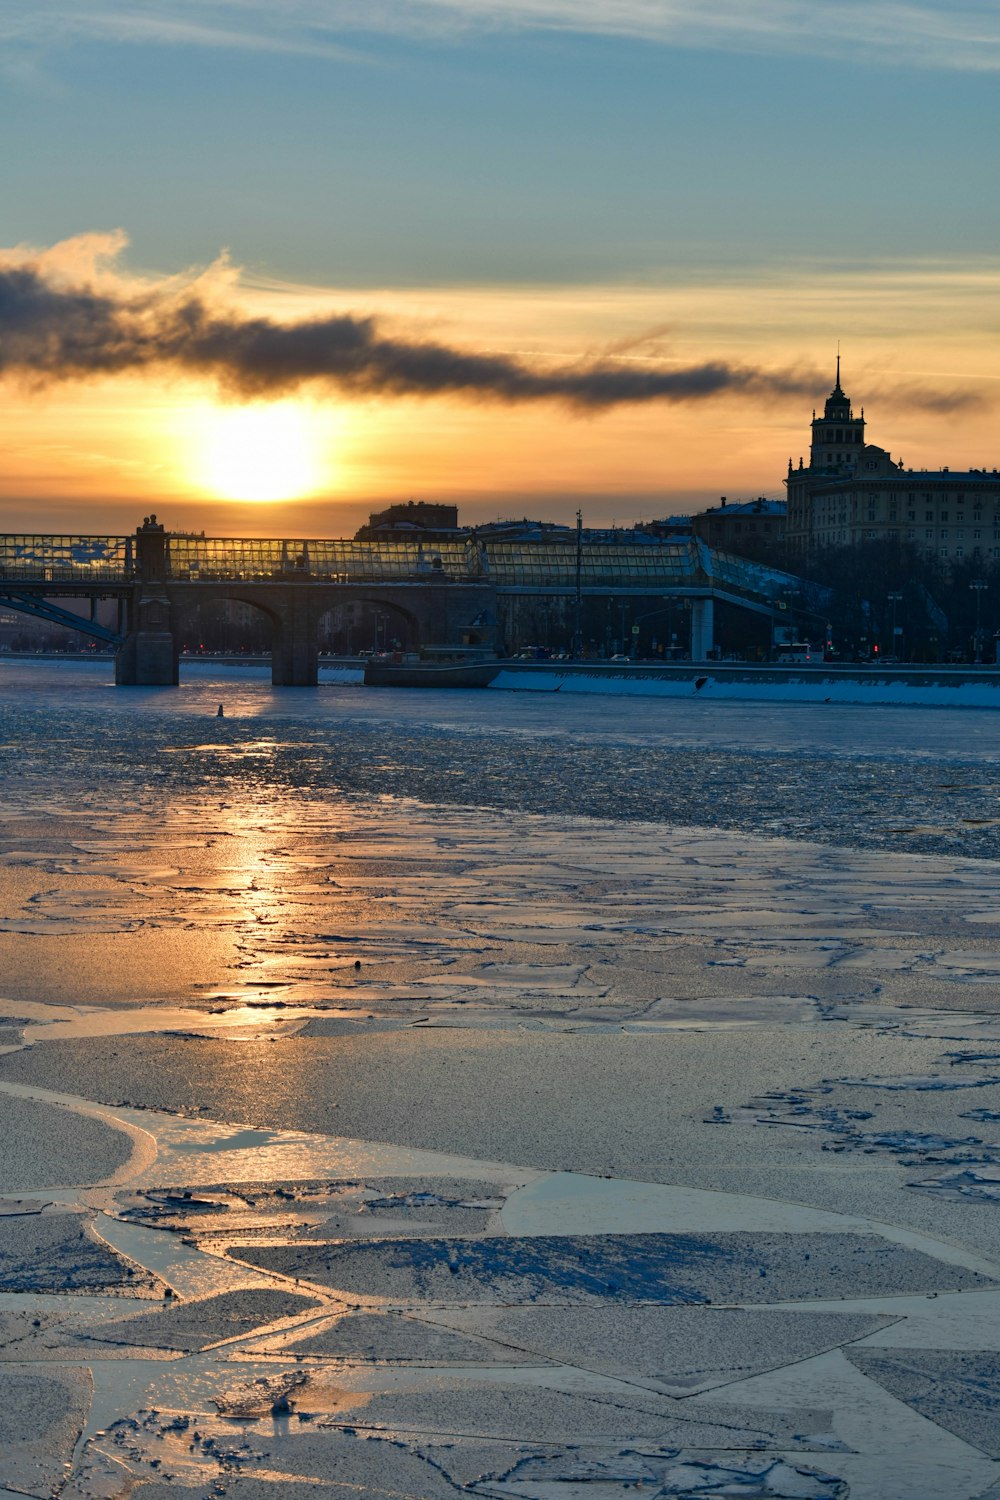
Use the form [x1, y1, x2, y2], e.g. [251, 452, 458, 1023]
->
[0, 263, 982, 414]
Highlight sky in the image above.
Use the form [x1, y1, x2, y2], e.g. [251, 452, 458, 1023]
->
[1, 0, 999, 537]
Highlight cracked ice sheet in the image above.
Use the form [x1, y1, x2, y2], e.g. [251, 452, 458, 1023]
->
[72, 1425, 845, 1500]
[419, 1306, 895, 1396]
[227, 1231, 995, 1306]
[846, 1349, 1000, 1457]
[0, 1366, 93, 1499]
[701, 1348, 1000, 1500]
[259, 1382, 845, 1454]
[0, 1208, 163, 1297]
[6, 798, 1000, 1013]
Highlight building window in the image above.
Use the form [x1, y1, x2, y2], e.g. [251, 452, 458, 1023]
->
[940, 512, 949, 522]
[940, 547, 949, 556]
[926, 511, 934, 522]
[907, 530, 915, 540]
[957, 512, 964, 523]
[925, 530, 934, 539]
[974, 530, 981, 540]
[956, 546, 965, 558]
[865, 529, 877, 539]
[940, 530, 949, 539]
[907, 511, 916, 521]
[974, 510, 982, 522]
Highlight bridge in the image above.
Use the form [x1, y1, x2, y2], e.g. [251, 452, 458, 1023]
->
[0, 522, 828, 685]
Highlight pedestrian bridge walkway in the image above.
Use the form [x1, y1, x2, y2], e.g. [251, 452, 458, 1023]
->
[0, 530, 826, 615]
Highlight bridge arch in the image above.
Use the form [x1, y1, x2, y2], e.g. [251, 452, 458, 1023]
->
[316, 594, 420, 656]
[171, 589, 275, 658]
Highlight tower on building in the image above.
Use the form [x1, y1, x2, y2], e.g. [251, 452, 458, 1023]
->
[809, 356, 865, 472]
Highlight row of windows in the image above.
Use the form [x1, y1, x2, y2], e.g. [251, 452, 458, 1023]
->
[852, 529, 998, 558]
[823, 506, 990, 520]
[0, 536, 134, 580]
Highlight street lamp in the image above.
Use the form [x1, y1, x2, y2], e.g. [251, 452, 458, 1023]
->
[970, 579, 987, 664]
[887, 591, 903, 661]
[630, 601, 675, 660]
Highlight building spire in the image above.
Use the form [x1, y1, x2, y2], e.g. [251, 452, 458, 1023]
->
[834, 343, 843, 396]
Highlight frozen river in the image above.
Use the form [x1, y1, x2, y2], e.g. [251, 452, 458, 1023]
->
[3, 660, 1000, 1499]
[4, 658, 1000, 860]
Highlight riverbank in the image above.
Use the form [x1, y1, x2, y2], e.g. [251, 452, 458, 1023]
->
[492, 660, 1000, 706]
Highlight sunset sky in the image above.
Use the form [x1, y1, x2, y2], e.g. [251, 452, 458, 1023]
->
[2, 1, 999, 537]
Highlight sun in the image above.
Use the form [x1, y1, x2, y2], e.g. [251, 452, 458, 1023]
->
[188, 401, 328, 502]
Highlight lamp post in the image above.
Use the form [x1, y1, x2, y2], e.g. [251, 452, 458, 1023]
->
[573, 509, 583, 658]
[887, 591, 903, 661]
[970, 579, 987, 664]
[630, 601, 675, 660]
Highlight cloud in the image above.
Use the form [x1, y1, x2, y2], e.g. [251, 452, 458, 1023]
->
[0, 239, 811, 409]
[0, 237, 985, 416]
[3, 0, 999, 71]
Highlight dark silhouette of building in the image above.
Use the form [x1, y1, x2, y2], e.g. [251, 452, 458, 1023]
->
[691, 497, 786, 561]
[355, 500, 460, 540]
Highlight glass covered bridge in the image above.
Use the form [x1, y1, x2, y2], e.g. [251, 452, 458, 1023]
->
[0, 528, 827, 682]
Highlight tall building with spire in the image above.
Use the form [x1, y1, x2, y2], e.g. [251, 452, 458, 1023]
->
[785, 361, 1000, 562]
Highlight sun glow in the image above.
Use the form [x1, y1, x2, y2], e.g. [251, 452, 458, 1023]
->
[189, 401, 330, 502]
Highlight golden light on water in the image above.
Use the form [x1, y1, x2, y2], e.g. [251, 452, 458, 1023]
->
[187, 400, 331, 502]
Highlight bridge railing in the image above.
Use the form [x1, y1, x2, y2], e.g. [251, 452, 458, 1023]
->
[0, 535, 133, 582]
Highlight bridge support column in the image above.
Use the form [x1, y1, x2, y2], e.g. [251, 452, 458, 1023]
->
[271, 592, 317, 686]
[690, 597, 714, 663]
[115, 587, 178, 685]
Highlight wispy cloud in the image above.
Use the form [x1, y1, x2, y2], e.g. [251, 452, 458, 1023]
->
[2, 0, 999, 71]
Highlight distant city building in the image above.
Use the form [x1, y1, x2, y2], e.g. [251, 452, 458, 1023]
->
[355, 500, 459, 540]
[637, 515, 692, 542]
[691, 497, 786, 560]
[785, 361, 1000, 562]
[475, 518, 574, 542]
